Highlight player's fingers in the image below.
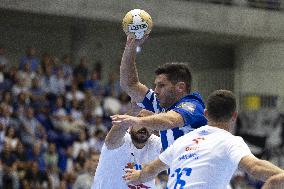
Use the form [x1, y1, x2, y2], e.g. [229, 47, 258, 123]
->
[112, 120, 122, 124]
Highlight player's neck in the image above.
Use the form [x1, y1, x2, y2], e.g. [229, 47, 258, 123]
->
[207, 120, 230, 132]
[132, 141, 146, 149]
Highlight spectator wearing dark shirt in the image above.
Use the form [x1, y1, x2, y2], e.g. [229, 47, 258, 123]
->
[19, 47, 40, 72]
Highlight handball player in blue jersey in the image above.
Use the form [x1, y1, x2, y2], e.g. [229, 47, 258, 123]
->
[111, 34, 207, 150]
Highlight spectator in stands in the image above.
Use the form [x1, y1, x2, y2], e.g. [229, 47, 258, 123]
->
[74, 149, 87, 173]
[41, 63, 54, 93]
[83, 88, 102, 115]
[88, 129, 106, 152]
[22, 161, 51, 189]
[13, 92, 30, 118]
[104, 72, 121, 97]
[61, 55, 73, 87]
[103, 91, 122, 116]
[27, 143, 46, 171]
[73, 152, 100, 189]
[19, 47, 40, 72]
[19, 106, 47, 147]
[66, 82, 85, 103]
[13, 141, 28, 173]
[17, 62, 35, 89]
[0, 103, 14, 129]
[44, 143, 58, 168]
[119, 92, 131, 114]
[1, 91, 13, 106]
[29, 77, 46, 111]
[84, 70, 104, 96]
[4, 127, 19, 151]
[47, 164, 60, 189]
[0, 142, 19, 189]
[58, 146, 74, 174]
[72, 130, 89, 159]
[11, 74, 29, 97]
[0, 47, 8, 86]
[73, 56, 89, 90]
[49, 67, 66, 95]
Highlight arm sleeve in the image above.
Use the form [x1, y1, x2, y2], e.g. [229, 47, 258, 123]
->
[227, 136, 252, 167]
[137, 89, 161, 113]
[172, 101, 207, 128]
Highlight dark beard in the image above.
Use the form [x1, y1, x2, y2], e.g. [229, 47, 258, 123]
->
[130, 128, 150, 144]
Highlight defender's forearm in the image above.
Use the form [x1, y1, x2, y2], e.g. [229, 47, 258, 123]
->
[139, 111, 184, 130]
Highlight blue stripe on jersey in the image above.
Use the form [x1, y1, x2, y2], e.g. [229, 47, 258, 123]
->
[160, 130, 168, 151]
[137, 89, 207, 150]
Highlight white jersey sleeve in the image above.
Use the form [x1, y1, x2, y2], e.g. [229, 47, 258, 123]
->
[227, 136, 252, 167]
[159, 143, 174, 166]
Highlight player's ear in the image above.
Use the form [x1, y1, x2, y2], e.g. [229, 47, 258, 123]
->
[231, 111, 238, 122]
[204, 109, 209, 119]
[175, 82, 186, 93]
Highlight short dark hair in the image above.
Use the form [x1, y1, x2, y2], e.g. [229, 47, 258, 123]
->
[206, 90, 236, 122]
[155, 63, 192, 92]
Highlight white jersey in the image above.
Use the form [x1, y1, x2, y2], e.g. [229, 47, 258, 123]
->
[159, 125, 252, 189]
[92, 133, 162, 189]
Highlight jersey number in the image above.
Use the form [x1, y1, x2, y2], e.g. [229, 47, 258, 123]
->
[171, 167, 192, 189]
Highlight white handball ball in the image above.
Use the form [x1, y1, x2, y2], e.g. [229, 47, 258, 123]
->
[122, 9, 153, 39]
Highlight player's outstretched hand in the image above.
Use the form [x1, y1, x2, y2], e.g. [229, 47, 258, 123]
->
[261, 173, 284, 189]
[111, 114, 141, 129]
[123, 168, 141, 185]
[125, 34, 148, 49]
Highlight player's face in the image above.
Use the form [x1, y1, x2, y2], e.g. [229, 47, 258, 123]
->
[130, 126, 151, 144]
[154, 74, 177, 108]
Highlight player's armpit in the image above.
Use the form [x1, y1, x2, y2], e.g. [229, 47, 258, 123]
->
[124, 82, 148, 103]
[239, 155, 284, 182]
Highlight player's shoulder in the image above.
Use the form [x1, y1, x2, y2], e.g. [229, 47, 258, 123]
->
[183, 92, 205, 105]
[175, 92, 205, 109]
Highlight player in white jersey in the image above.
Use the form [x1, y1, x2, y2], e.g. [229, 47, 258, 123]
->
[91, 108, 162, 189]
[123, 90, 284, 189]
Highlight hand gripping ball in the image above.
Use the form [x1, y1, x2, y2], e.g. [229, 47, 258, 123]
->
[122, 9, 153, 39]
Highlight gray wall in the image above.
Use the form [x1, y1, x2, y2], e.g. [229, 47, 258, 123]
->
[0, 11, 72, 64]
[0, 10, 235, 100]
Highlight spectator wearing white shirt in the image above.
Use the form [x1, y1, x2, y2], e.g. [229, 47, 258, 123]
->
[72, 130, 89, 159]
[50, 67, 66, 95]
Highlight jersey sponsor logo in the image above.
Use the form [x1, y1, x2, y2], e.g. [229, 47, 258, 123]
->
[198, 129, 210, 136]
[185, 146, 199, 151]
[178, 153, 199, 161]
[192, 137, 205, 144]
[176, 102, 196, 113]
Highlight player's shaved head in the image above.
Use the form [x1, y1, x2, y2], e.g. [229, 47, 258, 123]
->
[206, 90, 236, 122]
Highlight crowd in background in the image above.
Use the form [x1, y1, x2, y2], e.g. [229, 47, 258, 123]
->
[0, 46, 135, 189]
[0, 46, 283, 189]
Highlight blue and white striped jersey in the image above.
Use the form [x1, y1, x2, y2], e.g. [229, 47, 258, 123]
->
[137, 89, 207, 150]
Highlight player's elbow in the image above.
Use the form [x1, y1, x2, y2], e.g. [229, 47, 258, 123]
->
[120, 80, 136, 92]
[249, 159, 266, 177]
